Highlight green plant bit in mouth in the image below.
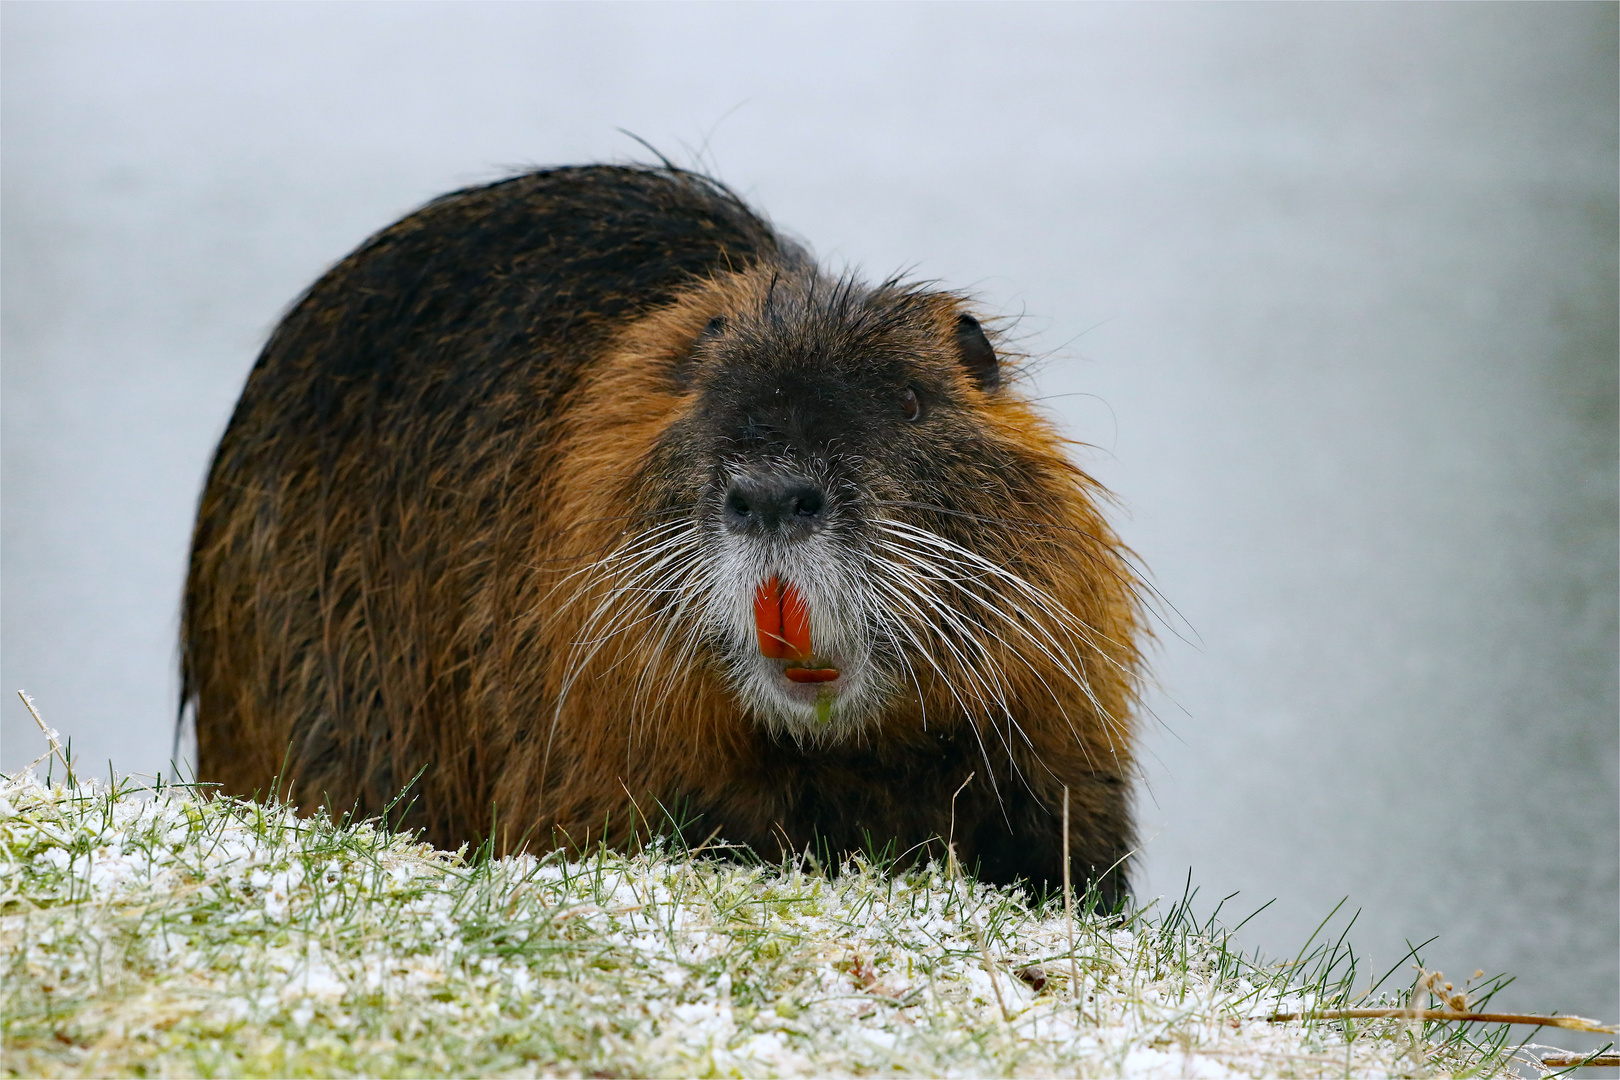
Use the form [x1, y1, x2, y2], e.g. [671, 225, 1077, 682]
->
[815, 691, 834, 725]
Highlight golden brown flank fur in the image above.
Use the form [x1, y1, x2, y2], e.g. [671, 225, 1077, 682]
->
[184, 165, 1143, 903]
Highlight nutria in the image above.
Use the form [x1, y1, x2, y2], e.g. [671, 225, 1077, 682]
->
[182, 165, 1143, 903]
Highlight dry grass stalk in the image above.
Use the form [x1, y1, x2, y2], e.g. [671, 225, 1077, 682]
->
[972, 914, 1013, 1025]
[1063, 784, 1083, 1022]
[1535, 1052, 1620, 1067]
[950, 772, 1011, 1026]
[1266, 1009, 1615, 1033]
[1273, 963, 1616, 1036]
[17, 691, 70, 778]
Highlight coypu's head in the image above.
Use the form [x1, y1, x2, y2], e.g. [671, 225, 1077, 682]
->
[559, 265, 1132, 747]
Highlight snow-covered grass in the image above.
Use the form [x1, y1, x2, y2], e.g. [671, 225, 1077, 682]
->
[2, 766, 1526, 1078]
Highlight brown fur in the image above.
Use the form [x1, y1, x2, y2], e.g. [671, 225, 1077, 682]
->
[184, 165, 1144, 901]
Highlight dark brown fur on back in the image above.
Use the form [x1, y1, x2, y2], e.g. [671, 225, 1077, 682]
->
[183, 165, 1144, 905]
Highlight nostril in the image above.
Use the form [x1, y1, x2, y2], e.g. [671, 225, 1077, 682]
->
[723, 475, 829, 536]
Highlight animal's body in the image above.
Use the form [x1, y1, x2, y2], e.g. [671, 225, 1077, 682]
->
[183, 165, 1143, 903]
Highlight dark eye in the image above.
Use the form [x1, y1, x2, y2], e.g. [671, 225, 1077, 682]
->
[900, 386, 923, 422]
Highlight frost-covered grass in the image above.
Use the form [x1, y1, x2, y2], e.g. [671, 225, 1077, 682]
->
[2, 767, 1526, 1078]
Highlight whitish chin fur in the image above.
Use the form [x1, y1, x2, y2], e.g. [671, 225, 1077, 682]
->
[708, 531, 896, 744]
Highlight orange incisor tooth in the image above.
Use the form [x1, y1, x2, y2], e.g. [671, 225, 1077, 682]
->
[754, 577, 813, 660]
[754, 578, 784, 657]
[780, 581, 813, 660]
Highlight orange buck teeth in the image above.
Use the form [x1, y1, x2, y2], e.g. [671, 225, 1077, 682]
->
[754, 578, 842, 683]
[754, 577, 813, 660]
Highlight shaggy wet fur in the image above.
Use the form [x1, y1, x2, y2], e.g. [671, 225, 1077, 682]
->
[183, 165, 1144, 904]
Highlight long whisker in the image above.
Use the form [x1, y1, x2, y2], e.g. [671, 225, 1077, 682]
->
[540, 520, 704, 794]
[878, 520, 1140, 682]
[871, 496, 1193, 645]
[871, 518, 1136, 755]
[858, 561, 1008, 802]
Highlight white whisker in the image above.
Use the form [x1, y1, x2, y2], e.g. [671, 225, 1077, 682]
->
[870, 517, 1136, 757]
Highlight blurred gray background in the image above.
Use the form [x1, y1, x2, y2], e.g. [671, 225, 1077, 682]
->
[4, 1, 1615, 1040]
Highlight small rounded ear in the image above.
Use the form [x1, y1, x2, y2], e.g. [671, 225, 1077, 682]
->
[954, 313, 999, 390]
[698, 315, 728, 343]
[673, 315, 728, 390]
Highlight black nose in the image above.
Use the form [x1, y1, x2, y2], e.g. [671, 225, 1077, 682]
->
[723, 474, 828, 538]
